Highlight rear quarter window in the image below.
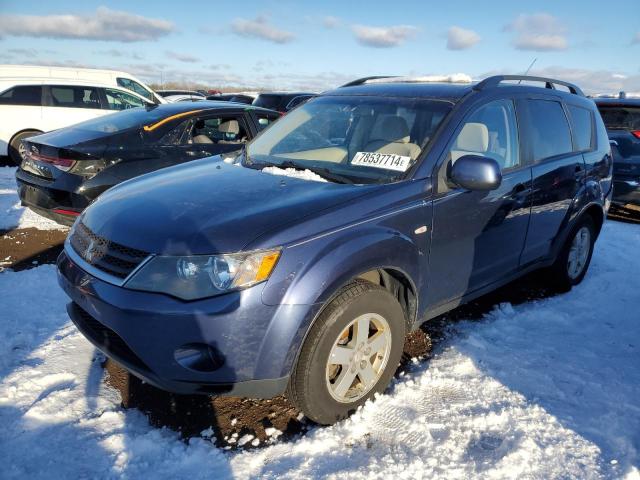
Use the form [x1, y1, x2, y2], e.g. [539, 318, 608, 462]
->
[567, 105, 594, 152]
[0, 85, 42, 106]
[525, 99, 573, 162]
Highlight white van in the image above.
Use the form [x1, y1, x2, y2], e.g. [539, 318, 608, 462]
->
[0, 65, 164, 105]
[0, 78, 154, 163]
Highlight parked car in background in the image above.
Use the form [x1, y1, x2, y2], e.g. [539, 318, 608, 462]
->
[16, 101, 280, 225]
[595, 96, 640, 214]
[0, 64, 164, 104]
[57, 75, 611, 425]
[157, 90, 206, 100]
[252, 92, 316, 113]
[285, 94, 315, 111]
[0, 78, 153, 164]
[206, 93, 255, 104]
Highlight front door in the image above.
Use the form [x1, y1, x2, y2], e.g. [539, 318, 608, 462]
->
[426, 98, 532, 308]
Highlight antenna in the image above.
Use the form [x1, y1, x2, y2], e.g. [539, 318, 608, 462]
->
[518, 58, 537, 84]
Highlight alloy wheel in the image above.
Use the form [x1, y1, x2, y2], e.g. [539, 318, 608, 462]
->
[325, 313, 392, 403]
[567, 226, 591, 279]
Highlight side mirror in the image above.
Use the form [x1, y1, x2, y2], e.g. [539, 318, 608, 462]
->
[449, 155, 502, 191]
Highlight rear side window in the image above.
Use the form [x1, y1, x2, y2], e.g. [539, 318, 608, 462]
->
[50, 86, 100, 109]
[597, 106, 640, 130]
[567, 105, 593, 152]
[0, 85, 42, 106]
[526, 100, 573, 162]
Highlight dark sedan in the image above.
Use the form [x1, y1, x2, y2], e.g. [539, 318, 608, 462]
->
[16, 101, 280, 225]
[595, 97, 640, 214]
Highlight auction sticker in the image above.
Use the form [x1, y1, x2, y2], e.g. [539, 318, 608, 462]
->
[351, 151, 411, 172]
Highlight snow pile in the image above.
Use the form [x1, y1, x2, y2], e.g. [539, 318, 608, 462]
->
[261, 166, 328, 183]
[0, 221, 639, 478]
[0, 167, 66, 231]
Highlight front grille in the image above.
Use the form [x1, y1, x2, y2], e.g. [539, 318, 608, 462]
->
[71, 303, 149, 373]
[70, 222, 149, 279]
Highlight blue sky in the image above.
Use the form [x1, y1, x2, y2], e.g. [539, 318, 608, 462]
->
[1, 0, 639, 93]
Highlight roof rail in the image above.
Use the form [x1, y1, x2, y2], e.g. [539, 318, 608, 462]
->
[340, 76, 398, 88]
[474, 75, 585, 97]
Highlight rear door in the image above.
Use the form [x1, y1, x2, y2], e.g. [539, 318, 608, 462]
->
[42, 85, 106, 130]
[519, 97, 585, 265]
[426, 98, 532, 307]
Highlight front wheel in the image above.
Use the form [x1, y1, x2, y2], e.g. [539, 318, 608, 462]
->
[546, 216, 596, 292]
[288, 280, 406, 425]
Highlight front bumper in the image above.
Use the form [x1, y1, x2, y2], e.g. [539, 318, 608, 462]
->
[57, 250, 320, 397]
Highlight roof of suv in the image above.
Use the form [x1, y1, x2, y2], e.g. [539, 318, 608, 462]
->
[324, 75, 587, 103]
[329, 82, 473, 101]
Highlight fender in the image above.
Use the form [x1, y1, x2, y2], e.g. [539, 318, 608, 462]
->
[262, 225, 423, 307]
[259, 225, 424, 379]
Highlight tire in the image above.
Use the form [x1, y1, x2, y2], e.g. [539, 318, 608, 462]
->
[546, 215, 596, 292]
[288, 280, 406, 425]
[9, 130, 40, 165]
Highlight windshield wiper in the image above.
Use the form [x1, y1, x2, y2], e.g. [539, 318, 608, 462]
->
[248, 158, 355, 184]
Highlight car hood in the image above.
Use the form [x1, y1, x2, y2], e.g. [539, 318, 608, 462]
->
[80, 158, 373, 255]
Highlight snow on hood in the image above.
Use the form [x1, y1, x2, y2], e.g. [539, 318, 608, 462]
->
[261, 166, 328, 183]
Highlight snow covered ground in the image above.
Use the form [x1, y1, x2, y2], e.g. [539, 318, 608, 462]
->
[0, 167, 65, 231]
[1, 218, 638, 479]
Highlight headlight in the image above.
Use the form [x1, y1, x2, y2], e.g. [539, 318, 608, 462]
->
[125, 249, 281, 300]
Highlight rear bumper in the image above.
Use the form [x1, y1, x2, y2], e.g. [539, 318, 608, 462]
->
[15, 169, 89, 225]
[612, 178, 640, 209]
[57, 249, 320, 397]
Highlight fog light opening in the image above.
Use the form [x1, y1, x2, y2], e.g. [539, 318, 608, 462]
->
[174, 343, 225, 372]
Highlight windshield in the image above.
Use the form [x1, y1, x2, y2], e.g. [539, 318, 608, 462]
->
[597, 106, 640, 130]
[245, 95, 452, 184]
[72, 106, 164, 133]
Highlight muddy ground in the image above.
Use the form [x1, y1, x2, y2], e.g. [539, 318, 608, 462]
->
[2, 208, 638, 449]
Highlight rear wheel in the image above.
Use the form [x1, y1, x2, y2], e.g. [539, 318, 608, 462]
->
[288, 280, 406, 425]
[546, 216, 596, 292]
[9, 130, 40, 165]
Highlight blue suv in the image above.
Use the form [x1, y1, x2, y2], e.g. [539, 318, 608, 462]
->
[57, 75, 612, 425]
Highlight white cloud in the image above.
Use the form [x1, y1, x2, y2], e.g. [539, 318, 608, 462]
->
[323, 16, 341, 29]
[165, 51, 199, 63]
[94, 49, 143, 60]
[352, 24, 417, 48]
[0, 7, 174, 42]
[447, 26, 481, 50]
[231, 15, 295, 44]
[505, 13, 568, 51]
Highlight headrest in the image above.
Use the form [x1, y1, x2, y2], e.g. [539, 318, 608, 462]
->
[219, 120, 239, 134]
[454, 122, 489, 152]
[369, 116, 410, 144]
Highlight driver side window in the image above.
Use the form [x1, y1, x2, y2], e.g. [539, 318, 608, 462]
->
[450, 99, 519, 170]
[104, 88, 145, 110]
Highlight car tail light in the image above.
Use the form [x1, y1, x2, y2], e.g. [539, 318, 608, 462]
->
[28, 151, 76, 172]
[631, 130, 640, 139]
